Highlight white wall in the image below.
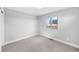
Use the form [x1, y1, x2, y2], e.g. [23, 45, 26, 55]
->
[5, 8, 38, 43]
[0, 8, 4, 51]
[0, 14, 2, 51]
[4, 7, 79, 48]
[38, 8, 79, 47]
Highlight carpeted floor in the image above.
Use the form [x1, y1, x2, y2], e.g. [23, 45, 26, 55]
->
[2, 35, 79, 52]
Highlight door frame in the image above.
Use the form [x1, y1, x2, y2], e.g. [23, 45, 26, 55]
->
[0, 7, 5, 52]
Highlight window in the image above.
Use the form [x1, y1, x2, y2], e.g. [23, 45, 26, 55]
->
[47, 16, 58, 29]
[49, 16, 58, 24]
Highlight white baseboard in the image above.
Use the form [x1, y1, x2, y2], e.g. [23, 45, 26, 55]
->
[3, 33, 79, 49]
[41, 33, 79, 49]
[3, 33, 39, 46]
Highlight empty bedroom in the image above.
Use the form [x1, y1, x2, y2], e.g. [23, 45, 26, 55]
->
[0, 7, 79, 52]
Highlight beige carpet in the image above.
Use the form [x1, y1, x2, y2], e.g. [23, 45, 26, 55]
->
[2, 35, 79, 52]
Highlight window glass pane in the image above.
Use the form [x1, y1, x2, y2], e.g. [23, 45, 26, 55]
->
[49, 16, 58, 24]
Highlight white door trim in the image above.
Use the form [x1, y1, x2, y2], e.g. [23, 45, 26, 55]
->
[0, 7, 5, 52]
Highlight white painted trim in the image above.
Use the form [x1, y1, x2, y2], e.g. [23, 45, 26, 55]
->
[41, 33, 79, 49]
[3, 33, 79, 49]
[3, 33, 39, 46]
